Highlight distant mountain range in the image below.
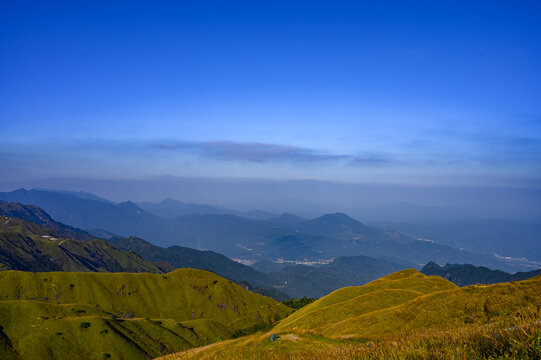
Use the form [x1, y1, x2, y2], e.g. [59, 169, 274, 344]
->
[0, 200, 417, 299]
[0, 188, 532, 272]
[375, 220, 541, 263]
[137, 197, 277, 219]
[421, 261, 541, 287]
[0, 200, 290, 299]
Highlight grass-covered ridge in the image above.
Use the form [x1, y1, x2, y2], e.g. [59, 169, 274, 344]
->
[0, 269, 293, 359]
[0, 216, 163, 273]
[160, 270, 541, 360]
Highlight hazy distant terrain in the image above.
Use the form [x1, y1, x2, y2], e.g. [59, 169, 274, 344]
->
[421, 261, 541, 286]
[0, 200, 413, 299]
[1, 188, 536, 272]
[375, 220, 541, 263]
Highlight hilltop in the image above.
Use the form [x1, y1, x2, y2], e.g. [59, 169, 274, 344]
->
[160, 269, 541, 359]
[0, 269, 293, 359]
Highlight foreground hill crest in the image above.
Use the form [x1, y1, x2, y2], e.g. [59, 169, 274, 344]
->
[159, 269, 541, 359]
[0, 268, 293, 359]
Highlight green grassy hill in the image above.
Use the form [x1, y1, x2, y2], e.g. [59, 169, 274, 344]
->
[0, 269, 292, 359]
[160, 269, 541, 360]
[275, 269, 456, 330]
[111, 236, 290, 301]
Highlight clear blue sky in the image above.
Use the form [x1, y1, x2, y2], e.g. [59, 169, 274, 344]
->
[1, 1, 540, 203]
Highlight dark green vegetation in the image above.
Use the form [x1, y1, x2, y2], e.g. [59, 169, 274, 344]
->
[422, 261, 541, 286]
[0, 269, 293, 359]
[281, 297, 315, 310]
[161, 270, 541, 360]
[0, 189, 523, 272]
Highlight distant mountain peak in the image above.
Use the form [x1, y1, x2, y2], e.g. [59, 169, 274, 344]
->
[322, 212, 353, 219]
[12, 188, 29, 194]
[159, 197, 183, 205]
[315, 212, 364, 225]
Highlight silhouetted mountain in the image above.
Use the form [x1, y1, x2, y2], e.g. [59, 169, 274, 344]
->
[298, 212, 369, 239]
[421, 261, 541, 286]
[34, 188, 114, 203]
[137, 198, 236, 218]
[269, 213, 306, 224]
[137, 197, 276, 220]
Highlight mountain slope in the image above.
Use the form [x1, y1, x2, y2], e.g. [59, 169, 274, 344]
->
[0, 216, 163, 273]
[0, 269, 293, 359]
[112, 236, 290, 300]
[0, 201, 94, 241]
[0, 188, 168, 243]
[276, 269, 456, 331]
[162, 271, 541, 360]
[421, 261, 541, 286]
[0, 201, 292, 299]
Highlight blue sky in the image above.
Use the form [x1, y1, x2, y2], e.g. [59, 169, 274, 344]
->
[1, 1, 540, 206]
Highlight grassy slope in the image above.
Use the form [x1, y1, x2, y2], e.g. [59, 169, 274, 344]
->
[0, 269, 293, 359]
[276, 268, 456, 330]
[0, 217, 163, 273]
[0, 200, 95, 241]
[160, 270, 541, 360]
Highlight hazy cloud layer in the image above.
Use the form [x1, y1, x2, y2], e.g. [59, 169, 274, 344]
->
[152, 141, 351, 163]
